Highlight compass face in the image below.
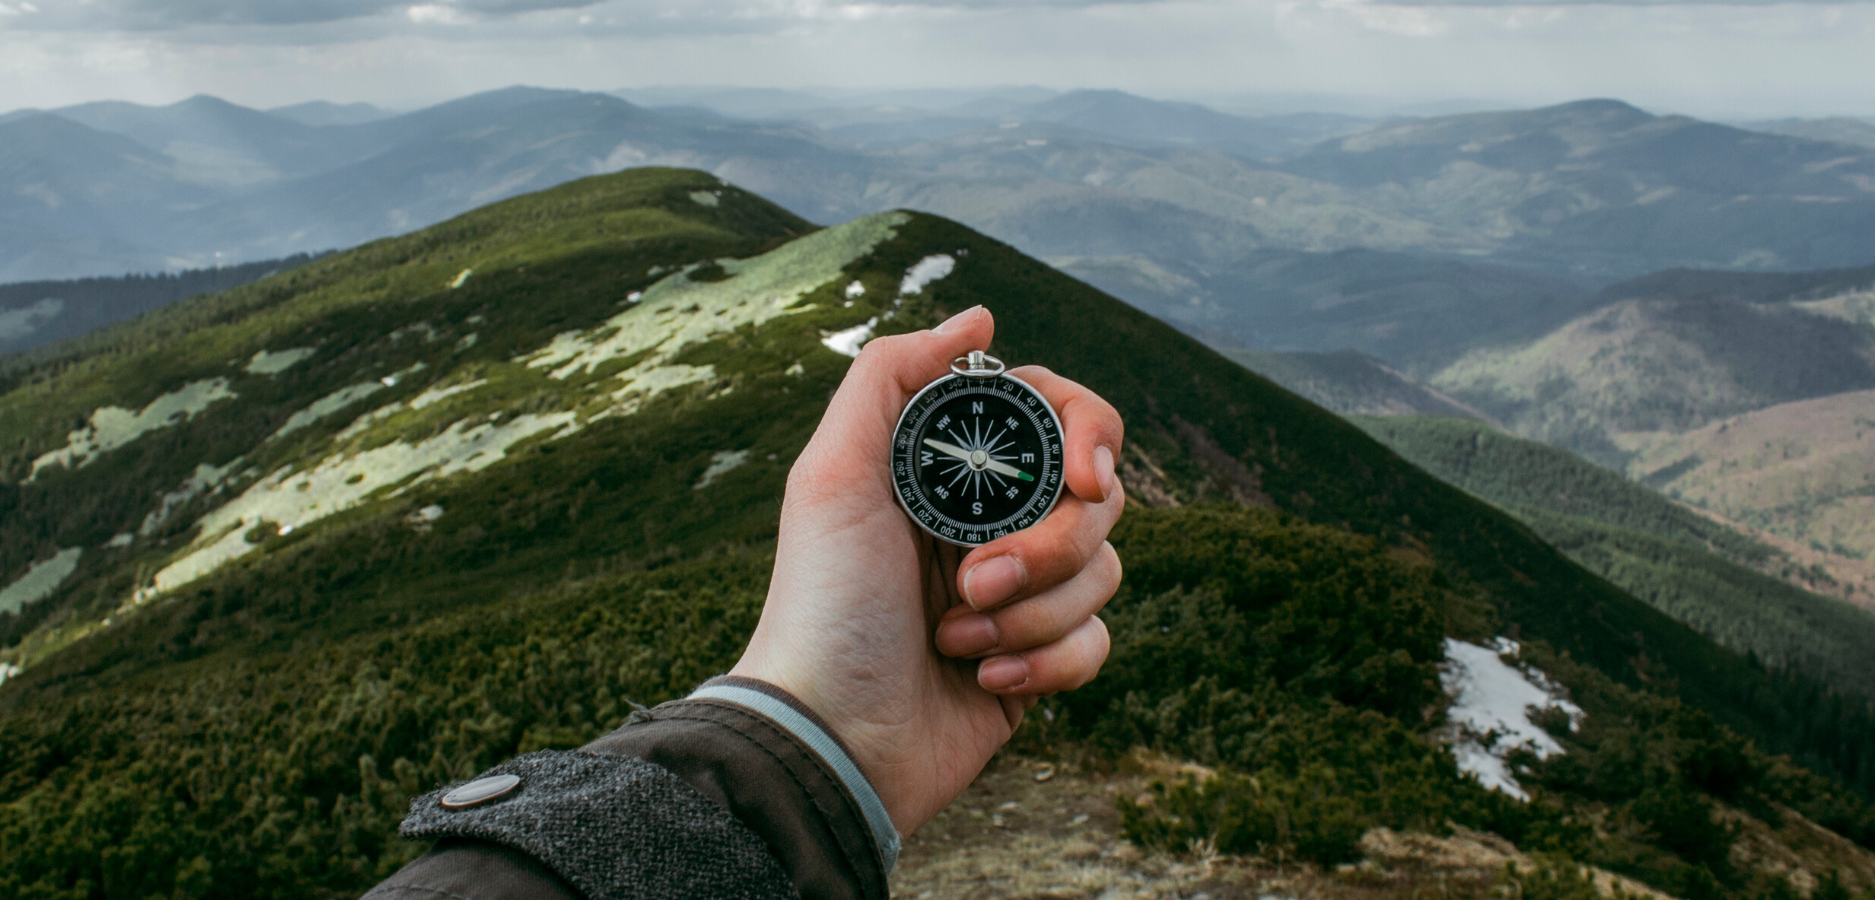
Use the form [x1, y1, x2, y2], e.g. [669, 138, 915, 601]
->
[891, 373, 1065, 546]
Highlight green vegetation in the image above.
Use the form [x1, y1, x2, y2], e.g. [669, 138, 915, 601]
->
[1356, 416, 1875, 704]
[5, 169, 1875, 899]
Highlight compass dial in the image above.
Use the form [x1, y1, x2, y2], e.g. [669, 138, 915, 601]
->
[892, 372, 1064, 546]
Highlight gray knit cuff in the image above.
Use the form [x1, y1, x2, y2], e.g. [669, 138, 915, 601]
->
[687, 680, 902, 872]
[399, 750, 793, 900]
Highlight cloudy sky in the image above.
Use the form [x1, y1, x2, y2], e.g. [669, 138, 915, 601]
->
[0, 0, 1869, 119]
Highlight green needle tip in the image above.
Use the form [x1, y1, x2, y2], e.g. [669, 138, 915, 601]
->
[1017, 471, 1035, 482]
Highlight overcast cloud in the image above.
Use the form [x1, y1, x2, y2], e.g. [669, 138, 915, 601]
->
[0, 0, 1869, 118]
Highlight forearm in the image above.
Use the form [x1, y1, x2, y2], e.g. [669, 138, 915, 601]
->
[364, 677, 898, 900]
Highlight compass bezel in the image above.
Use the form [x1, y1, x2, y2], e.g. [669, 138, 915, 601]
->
[890, 371, 1066, 547]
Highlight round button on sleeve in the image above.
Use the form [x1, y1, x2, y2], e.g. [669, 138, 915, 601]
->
[442, 773, 522, 809]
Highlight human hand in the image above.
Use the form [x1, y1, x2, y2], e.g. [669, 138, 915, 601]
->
[729, 305, 1125, 835]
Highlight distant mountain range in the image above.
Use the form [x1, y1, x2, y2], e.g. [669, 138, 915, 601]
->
[6, 89, 1875, 341]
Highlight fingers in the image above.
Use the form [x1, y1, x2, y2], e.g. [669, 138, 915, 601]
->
[1006, 365, 1123, 505]
[936, 541, 1120, 658]
[958, 485, 1124, 611]
[974, 616, 1111, 696]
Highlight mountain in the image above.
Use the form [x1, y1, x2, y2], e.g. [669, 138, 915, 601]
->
[0, 112, 205, 282]
[4, 168, 1875, 899]
[1431, 263, 1875, 464]
[1357, 415, 1875, 701]
[0, 253, 321, 359]
[1629, 388, 1875, 567]
[0, 87, 883, 280]
[1224, 348, 1497, 421]
[1745, 117, 1875, 150]
[267, 100, 397, 127]
[14, 88, 1875, 354]
[1063, 247, 1598, 373]
[53, 94, 364, 185]
[1281, 99, 1875, 276]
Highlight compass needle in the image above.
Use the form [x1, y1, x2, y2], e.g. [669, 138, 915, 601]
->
[892, 352, 1063, 545]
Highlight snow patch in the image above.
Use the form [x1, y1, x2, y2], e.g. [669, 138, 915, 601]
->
[456, 332, 479, 351]
[694, 450, 751, 489]
[899, 254, 955, 295]
[822, 319, 876, 358]
[0, 548, 82, 615]
[30, 378, 237, 480]
[410, 379, 489, 410]
[845, 280, 866, 299]
[0, 661, 19, 687]
[689, 190, 720, 207]
[245, 347, 316, 375]
[408, 504, 445, 532]
[149, 411, 575, 597]
[449, 269, 473, 289]
[142, 460, 241, 536]
[1439, 638, 1583, 801]
[106, 533, 134, 548]
[272, 382, 388, 440]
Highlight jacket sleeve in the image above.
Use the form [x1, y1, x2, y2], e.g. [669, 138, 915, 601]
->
[363, 676, 900, 900]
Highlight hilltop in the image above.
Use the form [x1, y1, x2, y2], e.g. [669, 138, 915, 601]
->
[2, 169, 1874, 900]
[1430, 264, 1875, 465]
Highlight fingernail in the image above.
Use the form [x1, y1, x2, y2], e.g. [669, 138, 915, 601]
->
[1094, 445, 1117, 500]
[934, 305, 983, 335]
[978, 655, 1030, 692]
[944, 614, 1000, 657]
[964, 556, 1025, 609]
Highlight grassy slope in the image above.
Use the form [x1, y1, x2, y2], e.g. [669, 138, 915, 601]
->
[1355, 415, 1875, 702]
[3, 168, 1875, 897]
[1428, 268, 1875, 468]
[1630, 389, 1875, 565]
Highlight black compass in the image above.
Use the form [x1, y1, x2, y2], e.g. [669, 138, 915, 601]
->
[891, 351, 1065, 546]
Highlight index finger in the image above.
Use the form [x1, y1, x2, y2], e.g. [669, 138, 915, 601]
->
[1006, 365, 1123, 506]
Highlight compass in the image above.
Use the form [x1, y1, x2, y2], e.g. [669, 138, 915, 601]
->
[891, 351, 1065, 546]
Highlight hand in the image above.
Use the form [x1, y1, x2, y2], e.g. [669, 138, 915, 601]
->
[729, 305, 1125, 835]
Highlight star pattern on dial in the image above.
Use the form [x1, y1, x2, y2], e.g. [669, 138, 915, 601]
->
[924, 415, 1032, 500]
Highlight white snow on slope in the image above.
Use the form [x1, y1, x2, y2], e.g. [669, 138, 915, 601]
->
[822, 318, 876, 358]
[273, 382, 387, 440]
[0, 548, 82, 615]
[899, 254, 955, 295]
[149, 412, 575, 597]
[141, 460, 242, 536]
[30, 379, 237, 480]
[694, 450, 750, 489]
[1440, 638, 1583, 801]
[245, 347, 316, 375]
[522, 211, 910, 411]
[271, 363, 429, 440]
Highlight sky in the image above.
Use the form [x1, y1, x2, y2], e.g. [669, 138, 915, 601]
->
[0, 0, 1871, 120]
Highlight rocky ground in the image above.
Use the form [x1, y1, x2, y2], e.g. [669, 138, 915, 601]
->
[891, 753, 1678, 900]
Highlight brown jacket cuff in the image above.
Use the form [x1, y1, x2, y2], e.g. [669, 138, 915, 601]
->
[586, 676, 894, 900]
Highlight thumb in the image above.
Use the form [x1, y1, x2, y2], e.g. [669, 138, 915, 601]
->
[825, 306, 997, 445]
